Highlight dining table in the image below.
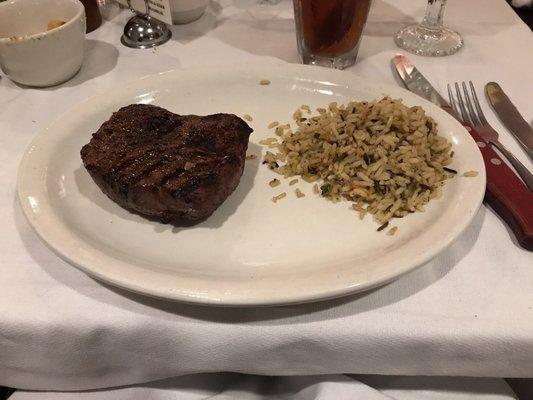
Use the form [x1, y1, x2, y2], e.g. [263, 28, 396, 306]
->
[1, 0, 532, 399]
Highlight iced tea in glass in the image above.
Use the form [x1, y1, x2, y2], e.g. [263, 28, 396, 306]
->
[293, 0, 372, 69]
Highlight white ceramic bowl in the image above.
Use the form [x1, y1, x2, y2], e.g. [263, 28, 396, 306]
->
[169, 0, 208, 24]
[0, 0, 86, 87]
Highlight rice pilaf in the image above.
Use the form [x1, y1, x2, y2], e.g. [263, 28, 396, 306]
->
[263, 97, 455, 225]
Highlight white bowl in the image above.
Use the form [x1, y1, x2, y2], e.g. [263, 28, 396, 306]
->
[169, 0, 208, 24]
[0, 0, 86, 87]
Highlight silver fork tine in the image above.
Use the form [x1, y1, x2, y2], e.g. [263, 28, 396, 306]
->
[468, 81, 488, 126]
[461, 82, 481, 126]
[454, 82, 471, 124]
[447, 84, 459, 115]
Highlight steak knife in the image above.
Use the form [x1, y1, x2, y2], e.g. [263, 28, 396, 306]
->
[486, 82, 533, 159]
[392, 53, 533, 251]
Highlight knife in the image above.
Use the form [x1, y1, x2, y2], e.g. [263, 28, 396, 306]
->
[486, 82, 533, 159]
[392, 53, 533, 251]
[392, 54, 455, 116]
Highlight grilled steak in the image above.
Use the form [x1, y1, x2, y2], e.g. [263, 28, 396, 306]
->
[81, 104, 253, 224]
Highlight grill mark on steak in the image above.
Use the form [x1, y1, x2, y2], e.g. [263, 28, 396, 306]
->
[80, 104, 253, 224]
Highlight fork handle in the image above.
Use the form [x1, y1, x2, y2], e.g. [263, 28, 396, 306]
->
[490, 140, 533, 192]
[466, 125, 533, 250]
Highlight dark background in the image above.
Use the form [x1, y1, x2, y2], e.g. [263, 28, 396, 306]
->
[512, 2, 533, 27]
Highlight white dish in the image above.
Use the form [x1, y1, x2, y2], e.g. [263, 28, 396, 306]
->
[0, 0, 85, 87]
[18, 64, 486, 306]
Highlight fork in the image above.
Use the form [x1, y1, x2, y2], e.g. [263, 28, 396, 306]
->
[447, 81, 533, 192]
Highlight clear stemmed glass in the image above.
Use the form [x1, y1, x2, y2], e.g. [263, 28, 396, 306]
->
[394, 0, 463, 57]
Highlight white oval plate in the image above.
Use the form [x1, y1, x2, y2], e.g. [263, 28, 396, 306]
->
[18, 64, 485, 306]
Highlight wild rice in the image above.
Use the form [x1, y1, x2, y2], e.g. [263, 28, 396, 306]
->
[263, 97, 454, 224]
[387, 226, 398, 236]
[289, 178, 299, 186]
[377, 221, 389, 231]
[443, 167, 457, 174]
[295, 188, 305, 198]
[260, 79, 271, 85]
[243, 114, 253, 122]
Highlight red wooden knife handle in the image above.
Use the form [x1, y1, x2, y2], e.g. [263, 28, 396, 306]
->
[466, 125, 533, 251]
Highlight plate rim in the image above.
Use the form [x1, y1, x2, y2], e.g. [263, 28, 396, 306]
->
[17, 63, 486, 306]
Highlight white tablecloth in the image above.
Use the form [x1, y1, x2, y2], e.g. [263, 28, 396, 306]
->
[1, 0, 533, 393]
[8, 375, 519, 400]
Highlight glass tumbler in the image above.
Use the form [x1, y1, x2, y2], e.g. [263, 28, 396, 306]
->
[293, 0, 372, 69]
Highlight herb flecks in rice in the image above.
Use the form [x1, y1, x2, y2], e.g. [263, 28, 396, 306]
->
[263, 97, 454, 224]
